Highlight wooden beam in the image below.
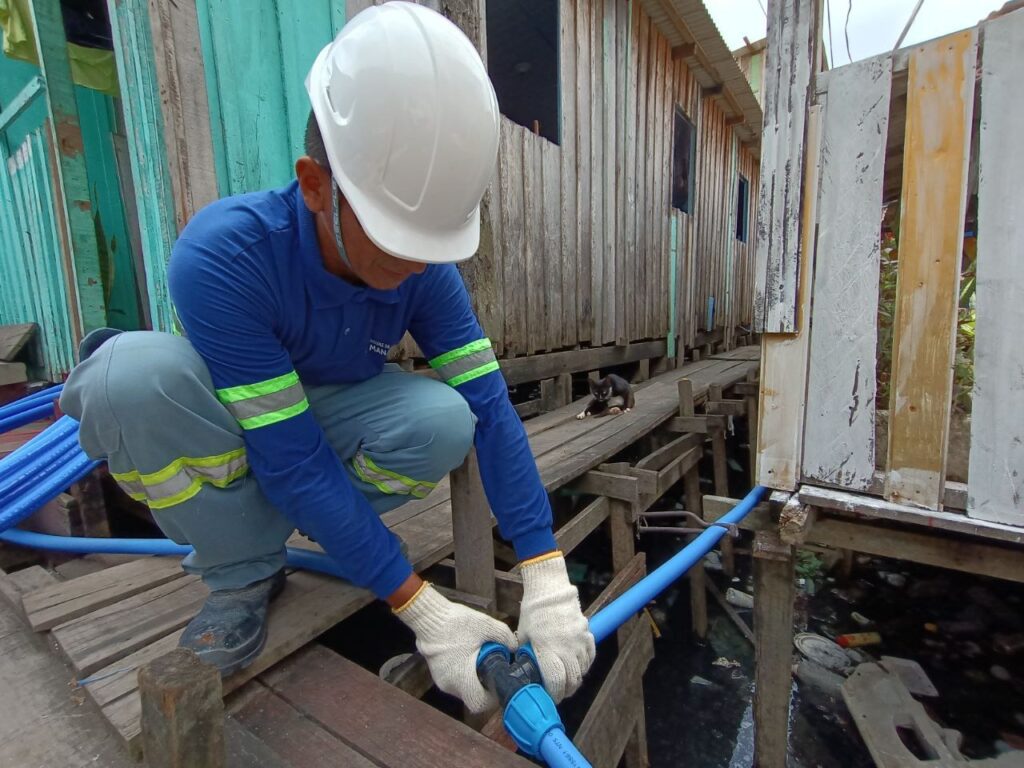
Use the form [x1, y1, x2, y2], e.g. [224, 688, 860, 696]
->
[553, 496, 611, 556]
[665, 414, 727, 434]
[0, 75, 45, 133]
[450, 450, 497, 612]
[778, 497, 816, 545]
[671, 43, 696, 60]
[139, 649, 224, 768]
[570, 470, 640, 502]
[702, 84, 724, 96]
[683, 468, 707, 640]
[706, 399, 747, 417]
[710, 384, 733, 572]
[574, 617, 654, 768]
[706, 578, 754, 644]
[496, 341, 666, 386]
[752, 532, 795, 768]
[381, 652, 433, 699]
[29, 0, 106, 333]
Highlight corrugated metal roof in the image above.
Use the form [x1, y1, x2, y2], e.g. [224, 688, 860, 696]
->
[640, 0, 764, 153]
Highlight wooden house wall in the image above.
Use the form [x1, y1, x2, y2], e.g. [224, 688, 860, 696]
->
[480, 0, 760, 359]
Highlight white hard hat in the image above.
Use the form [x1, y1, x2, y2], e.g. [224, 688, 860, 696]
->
[305, 2, 499, 264]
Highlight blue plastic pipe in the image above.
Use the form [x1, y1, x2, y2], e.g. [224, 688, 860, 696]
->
[588, 484, 767, 644]
[0, 528, 350, 580]
[0, 401, 58, 434]
[0, 433, 82, 502]
[539, 729, 591, 768]
[0, 384, 62, 417]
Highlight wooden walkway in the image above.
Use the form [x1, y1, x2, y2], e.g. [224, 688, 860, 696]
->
[10, 350, 759, 759]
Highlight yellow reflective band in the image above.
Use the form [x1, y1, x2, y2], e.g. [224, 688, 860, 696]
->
[352, 451, 436, 499]
[143, 464, 250, 510]
[236, 399, 310, 430]
[112, 447, 247, 486]
[447, 360, 500, 387]
[110, 448, 249, 510]
[216, 371, 299, 404]
[428, 338, 492, 369]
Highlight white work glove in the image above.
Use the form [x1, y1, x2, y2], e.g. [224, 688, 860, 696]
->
[393, 582, 517, 714]
[516, 552, 596, 703]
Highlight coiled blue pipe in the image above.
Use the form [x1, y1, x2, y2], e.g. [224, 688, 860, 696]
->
[0, 529, 349, 580]
[0, 432, 82, 502]
[587, 484, 766, 644]
[0, 383, 62, 417]
[0, 401, 58, 434]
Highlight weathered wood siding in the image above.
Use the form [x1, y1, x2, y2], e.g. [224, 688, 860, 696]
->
[487, 0, 761, 357]
[758, 15, 1023, 527]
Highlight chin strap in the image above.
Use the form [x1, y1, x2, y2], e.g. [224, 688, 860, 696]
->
[331, 181, 355, 272]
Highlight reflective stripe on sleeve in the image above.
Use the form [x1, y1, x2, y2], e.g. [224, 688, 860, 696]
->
[111, 448, 249, 510]
[428, 338, 499, 387]
[351, 450, 436, 499]
[216, 371, 309, 429]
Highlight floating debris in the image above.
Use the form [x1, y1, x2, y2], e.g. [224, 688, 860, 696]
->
[725, 588, 754, 609]
[851, 612, 872, 627]
[794, 632, 853, 674]
[712, 657, 741, 669]
[990, 665, 1012, 683]
[689, 675, 714, 687]
[836, 632, 882, 649]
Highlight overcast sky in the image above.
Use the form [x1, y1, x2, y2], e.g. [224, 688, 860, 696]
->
[706, 0, 1005, 64]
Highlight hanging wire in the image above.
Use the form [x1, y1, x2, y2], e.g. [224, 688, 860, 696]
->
[755, 0, 767, 18]
[893, 0, 927, 52]
[844, 0, 854, 63]
[826, 0, 835, 69]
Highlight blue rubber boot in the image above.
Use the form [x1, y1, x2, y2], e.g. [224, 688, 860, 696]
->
[179, 568, 286, 676]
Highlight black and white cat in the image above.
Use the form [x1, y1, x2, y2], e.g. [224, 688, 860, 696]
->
[576, 374, 635, 419]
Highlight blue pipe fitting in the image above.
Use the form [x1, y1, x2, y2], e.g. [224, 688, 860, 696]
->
[502, 683, 565, 759]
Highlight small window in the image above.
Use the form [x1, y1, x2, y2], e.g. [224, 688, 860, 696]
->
[672, 108, 696, 213]
[736, 174, 750, 242]
[486, 0, 560, 144]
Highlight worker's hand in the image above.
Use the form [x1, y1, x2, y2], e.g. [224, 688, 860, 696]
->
[515, 552, 595, 703]
[393, 582, 517, 714]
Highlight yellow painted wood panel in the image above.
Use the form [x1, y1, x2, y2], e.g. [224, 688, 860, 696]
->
[885, 30, 977, 509]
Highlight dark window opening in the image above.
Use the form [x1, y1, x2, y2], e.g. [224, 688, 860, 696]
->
[486, 0, 560, 145]
[672, 108, 696, 213]
[736, 174, 750, 242]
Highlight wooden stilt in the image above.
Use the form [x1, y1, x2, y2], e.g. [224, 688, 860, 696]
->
[678, 378, 707, 639]
[745, 370, 759, 486]
[709, 384, 734, 575]
[752, 531, 795, 768]
[450, 450, 497, 614]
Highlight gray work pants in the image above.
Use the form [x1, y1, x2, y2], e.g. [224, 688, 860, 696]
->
[60, 332, 474, 590]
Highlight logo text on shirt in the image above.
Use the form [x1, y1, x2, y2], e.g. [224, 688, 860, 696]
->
[368, 339, 390, 357]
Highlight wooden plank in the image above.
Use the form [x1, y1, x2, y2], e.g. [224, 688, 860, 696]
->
[52, 576, 208, 677]
[752, 0, 819, 333]
[261, 644, 532, 768]
[574, 616, 654, 768]
[885, 30, 977, 509]
[613, 0, 626, 346]
[968, 11, 1024, 526]
[556, 496, 611, 556]
[585, 552, 646, 619]
[591, 0, 606, 344]
[560, 0, 578, 348]
[23, 556, 185, 631]
[0, 597, 136, 768]
[524, 132, 543, 354]
[229, 681, 378, 768]
[29, 0, 107, 332]
[624, 0, 638, 342]
[571, 471, 640, 503]
[600, 0, 616, 345]
[802, 57, 891, 490]
[798, 485, 1024, 545]
[500, 121, 526, 355]
[449, 450, 496, 611]
[542, 140, 562, 351]
[752, 532, 796, 768]
[757, 105, 823, 490]
[576, 0, 593, 343]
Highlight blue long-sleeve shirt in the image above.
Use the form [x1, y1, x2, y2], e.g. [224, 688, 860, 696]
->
[167, 181, 556, 598]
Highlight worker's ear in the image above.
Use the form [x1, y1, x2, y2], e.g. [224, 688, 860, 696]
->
[296, 157, 332, 215]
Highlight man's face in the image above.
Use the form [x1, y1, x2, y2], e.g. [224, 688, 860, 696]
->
[296, 157, 427, 290]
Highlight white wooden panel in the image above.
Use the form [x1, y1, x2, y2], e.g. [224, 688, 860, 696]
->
[968, 11, 1024, 526]
[752, 0, 818, 333]
[802, 58, 892, 490]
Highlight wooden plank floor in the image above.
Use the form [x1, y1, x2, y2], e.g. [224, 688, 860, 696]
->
[17, 349, 760, 755]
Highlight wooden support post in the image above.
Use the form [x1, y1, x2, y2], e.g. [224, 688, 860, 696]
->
[684, 468, 708, 641]
[746, 370, 759, 485]
[752, 531, 795, 768]
[709, 385, 733, 575]
[29, 0, 106, 334]
[635, 358, 650, 383]
[540, 377, 557, 412]
[555, 372, 572, 406]
[450, 450, 496, 613]
[607, 500, 636, 636]
[139, 649, 224, 768]
[678, 379, 695, 417]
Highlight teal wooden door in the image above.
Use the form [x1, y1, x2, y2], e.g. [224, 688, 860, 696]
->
[196, 0, 347, 196]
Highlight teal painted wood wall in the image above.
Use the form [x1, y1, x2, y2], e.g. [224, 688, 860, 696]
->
[196, 0, 347, 195]
[0, 126, 77, 380]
